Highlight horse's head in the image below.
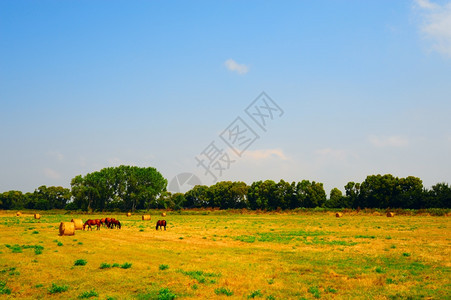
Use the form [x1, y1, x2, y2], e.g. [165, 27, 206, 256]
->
[117, 221, 121, 229]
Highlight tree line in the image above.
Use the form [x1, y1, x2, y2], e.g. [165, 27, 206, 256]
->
[0, 167, 450, 211]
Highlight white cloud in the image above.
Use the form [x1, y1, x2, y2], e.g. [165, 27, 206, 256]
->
[416, 0, 439, 9]
[368, 135, 409, 147]
[243, 148, 287, 161]
[43, 168, 61, 179]
[415, 0, 451, 57]
[224, 59, 249, 74]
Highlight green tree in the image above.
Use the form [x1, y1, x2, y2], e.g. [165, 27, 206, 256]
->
[344, 181, 361, 208]
[427, 183, 451, 208]
[70, 165, 167, 211]
[326, 188, 345, 208]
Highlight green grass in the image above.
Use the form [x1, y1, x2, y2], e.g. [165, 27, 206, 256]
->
[100, 263, 111, 269]
[78, 289, 98, 298]
[157, 288, 176, 300]
[159, 264, 169, 270]
[178, 269, 221, 284]
[308, 286, 321, 298]
[354, 235, 376, 239]
[0, 281, 12, 295]
[120, 262, 132, 269]
[74, 259, 87, 266]
[215, 287, 234, 296]
[48, 283, 68, 294]
[247, 289, 263, 298]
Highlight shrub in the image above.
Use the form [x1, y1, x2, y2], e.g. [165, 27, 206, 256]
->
[248, 290, 263, 298]
[48, 283, 68, 294]
[120, 262, 132, 269]
[100, 263, 111, 269]
[158, 288, 176, 300]
[215, 287, 234, 296]
[308, 286, 320, 299]
[0, 281, 12, 295]
[78, 289, 98, 298]
[74, 259, 87, 266]
[34, 246, 43, 255]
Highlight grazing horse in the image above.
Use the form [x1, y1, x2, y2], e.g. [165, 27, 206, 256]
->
[110, 219, 121, 229]
[83, 219, 101, 231]
[104, 218, 112, 228]
[156, 220, 167, 230]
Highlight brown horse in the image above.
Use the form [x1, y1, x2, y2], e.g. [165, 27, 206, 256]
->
[110, 219, 121, 229]
[104, 218, 113, 228]
[83, 219, 101, 231]
[156, 220, 166, 230]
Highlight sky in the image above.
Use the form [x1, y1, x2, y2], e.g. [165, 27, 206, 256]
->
[1, 0, 450, 195]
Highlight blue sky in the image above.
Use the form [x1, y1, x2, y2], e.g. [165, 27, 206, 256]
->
[1, 0, 450, 194]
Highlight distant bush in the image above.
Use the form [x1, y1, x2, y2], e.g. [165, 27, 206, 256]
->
[215, 287, 233, 296]
[48, 283, 68, 294]
[78, 289, 98, 298]
[100, 263, 111, 269]
[120, 262, 132, 269]
[158, 288, 176, 300]
[0, 281, 12, 295]
[74, 259, 87, 266]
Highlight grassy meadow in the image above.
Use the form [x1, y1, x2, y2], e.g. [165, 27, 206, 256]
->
[0, 210, 449, 299]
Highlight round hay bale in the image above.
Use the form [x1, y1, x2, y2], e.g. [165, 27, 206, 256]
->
[34, 214, 41, 219]
[59, 222, 75, 236]
[142, 215, 151, 221]
[373, 212, 381, 216]
[16, 211, 22, 216]
[386, 212, 394, 217]
[71, 219, 83, 230]
[335, 212, 343, 218]
[161, 212, 166, 217]
[126, 212, 132, 217]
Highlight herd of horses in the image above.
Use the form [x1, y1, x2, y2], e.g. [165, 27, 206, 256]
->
[83, 218, 121, 230]
[83, 218, 167, 231]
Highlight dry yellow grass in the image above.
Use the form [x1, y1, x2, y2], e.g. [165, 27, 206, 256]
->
[0, 210, 449, 299]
